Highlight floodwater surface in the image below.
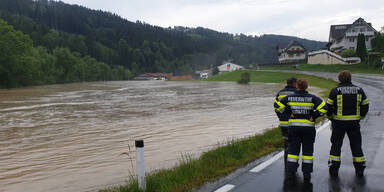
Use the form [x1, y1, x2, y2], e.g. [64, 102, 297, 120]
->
[0, 81, 282, 192]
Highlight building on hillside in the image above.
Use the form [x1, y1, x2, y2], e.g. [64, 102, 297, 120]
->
[195, 70, 212, 79]
[308, 50, 361, 65]
[217, 62, 244, 73]
[328, 18, 378, 52]
[168, 73, 192, 81]
[277, 41, 306, 64]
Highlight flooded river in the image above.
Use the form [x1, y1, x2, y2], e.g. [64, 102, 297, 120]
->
[0, 81, 283, 192]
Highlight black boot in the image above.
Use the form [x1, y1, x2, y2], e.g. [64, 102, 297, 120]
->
[285, 171, 296, 180]
[303, 172, 311, 183]
[354, 162, 366, 177]
[328, 160, 339, 178]
[329, 168, 339, 178]
[355, 167, 365, 177]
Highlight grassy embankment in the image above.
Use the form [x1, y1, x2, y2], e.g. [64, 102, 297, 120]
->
[206, 70, 337, 96]
[101, 71, 337, 192]
[260, 63, 384, 75]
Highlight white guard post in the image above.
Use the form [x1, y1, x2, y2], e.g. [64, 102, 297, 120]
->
[135, 140, 146, 191]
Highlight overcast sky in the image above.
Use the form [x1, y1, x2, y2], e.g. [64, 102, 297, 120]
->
[61, 0, 384, 41]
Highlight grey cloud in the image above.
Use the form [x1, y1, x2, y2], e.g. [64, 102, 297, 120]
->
[61, 0, 384, 41]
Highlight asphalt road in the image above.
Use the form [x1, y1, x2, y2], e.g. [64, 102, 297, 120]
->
[197, 71, 384, 192]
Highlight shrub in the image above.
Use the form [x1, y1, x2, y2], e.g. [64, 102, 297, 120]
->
[339, 49, 356, 58]
[237, 72, 250, 84]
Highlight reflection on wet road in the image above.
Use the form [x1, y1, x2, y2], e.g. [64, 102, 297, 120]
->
[0, 81, 282, 192]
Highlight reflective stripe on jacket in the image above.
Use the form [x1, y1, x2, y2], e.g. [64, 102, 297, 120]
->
[279, 90, 327, 128]
[274, 86, 297, 127]
[326, 83, 369, 121]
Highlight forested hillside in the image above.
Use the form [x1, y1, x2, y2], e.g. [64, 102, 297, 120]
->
[0, 0, 326, 88]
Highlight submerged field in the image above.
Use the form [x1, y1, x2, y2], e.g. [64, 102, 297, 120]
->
[101, 71, 337, 192]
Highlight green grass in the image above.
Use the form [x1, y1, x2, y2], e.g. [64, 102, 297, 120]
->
[101, 128, 283, 192]
[260, 63, 384, 75]
[101, 71, 337, 192]
[206, 70, 337, 96]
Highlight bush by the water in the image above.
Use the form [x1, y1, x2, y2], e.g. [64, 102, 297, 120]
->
[237, 72, 251, 84]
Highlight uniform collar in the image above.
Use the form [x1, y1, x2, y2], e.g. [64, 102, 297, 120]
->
[295, 90, 308, 94]
[285, 85, 296, 89]
[339, 82, 353, 86]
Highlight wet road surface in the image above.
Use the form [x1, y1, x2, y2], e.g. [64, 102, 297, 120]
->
[198, 72, 384, 192]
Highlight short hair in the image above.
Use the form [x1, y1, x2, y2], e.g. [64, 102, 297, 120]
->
[338, 70, 352, 83]
[287, 77, 297, 86]
[297, 79, 308, 90]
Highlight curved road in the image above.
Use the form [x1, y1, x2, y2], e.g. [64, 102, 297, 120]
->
[197, 71, 384, 192]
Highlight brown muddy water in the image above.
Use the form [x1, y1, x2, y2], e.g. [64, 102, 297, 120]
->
[0, 81, 283, 192]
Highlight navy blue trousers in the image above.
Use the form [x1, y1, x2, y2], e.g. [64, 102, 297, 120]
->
[287, 126, 316, 173]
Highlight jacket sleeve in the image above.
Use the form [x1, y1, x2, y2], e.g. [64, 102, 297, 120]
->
[326, 88, 337, 119]
[275, 96, 288, 115]
[360, 89, 369, 118]
[273, 93, 282, 118]
[312, 95, 327, 120]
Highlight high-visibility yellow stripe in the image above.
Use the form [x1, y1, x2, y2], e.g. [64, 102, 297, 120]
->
[280, 121, 289, 125]
[316, 101, 326, 110]
[329, 155, 341, 162]
[337, 95, 343, 116]
[353, 156, 366, 162]
[302, 155, 314, 160]
[278, 95, 287, 100]
[288, 154, 300, 159]
[329, 155, 340, 159]
[316, 101, 327, 114]
[357, 94, 361, 116]
[318, 108, 327, 114]
[274, 100, 286, 112]
[288, 119, 315, 124]
[333, 115, 361, 120]
[361, 99, 369, 105]
[327, 98, 334, 105]
[288, 102, 314, 107]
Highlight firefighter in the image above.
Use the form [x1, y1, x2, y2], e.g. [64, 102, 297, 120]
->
[326, 70, 369, 177]
[275, 79, 327, 183]
[274, 77, 297, 171]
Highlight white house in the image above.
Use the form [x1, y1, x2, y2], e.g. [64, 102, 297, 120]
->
[308, 50, 361, 65]
[328, 18, 378, 52]
[217, 62, 244, 73]
[278, 41, 306, 64]
[195, 69, 212, 79]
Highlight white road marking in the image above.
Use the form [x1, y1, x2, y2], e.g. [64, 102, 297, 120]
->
[250, 151, 284, 173]
[214, 184, 235, 192]
[249, 120, 331, 173]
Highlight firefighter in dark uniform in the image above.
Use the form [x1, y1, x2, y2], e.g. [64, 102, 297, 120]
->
[326, 70, 369, 177]
[274, 77, 297, 171]
[275, 79, 327, 182]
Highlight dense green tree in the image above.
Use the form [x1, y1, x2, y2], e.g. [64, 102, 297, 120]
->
[371, 33, 384, 52]
[356, 33, 367, 60]
[0, 19, 34, 87]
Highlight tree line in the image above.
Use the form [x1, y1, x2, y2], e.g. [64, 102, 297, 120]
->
[0, 19, 132, 88]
